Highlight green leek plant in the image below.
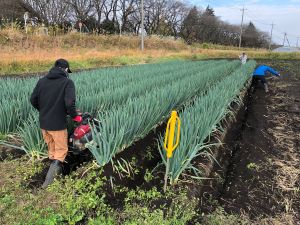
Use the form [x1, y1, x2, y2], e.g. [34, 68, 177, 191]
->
[88, 60, 240, 166]
[158, 60, 256, 185]
[0, 100, 20, 134]
[77, 60, 224, 112]
[17, 114, 47, 160]
[1, 60, 238, 160]
[0, 60, 219, 134]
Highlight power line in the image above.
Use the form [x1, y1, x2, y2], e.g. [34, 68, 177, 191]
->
[244, 12, 271, 26]
[270, 26, 299, 38]
[245, 9, 271, 24]
[271, 33, 285, 44]
[241, 10, 299, 46]
[283, 32, 299, 38]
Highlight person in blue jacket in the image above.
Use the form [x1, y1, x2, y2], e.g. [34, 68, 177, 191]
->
[252, 65, 280, 92]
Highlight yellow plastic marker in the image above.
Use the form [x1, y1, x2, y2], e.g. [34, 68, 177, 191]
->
[164, 111, 181, 158]
[163, 110, 181, 192]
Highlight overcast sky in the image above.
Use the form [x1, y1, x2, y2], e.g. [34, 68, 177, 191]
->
[188, 0, 300, 46]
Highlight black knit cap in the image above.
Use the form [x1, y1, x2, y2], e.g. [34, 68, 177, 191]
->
[54, 59, 72, 73]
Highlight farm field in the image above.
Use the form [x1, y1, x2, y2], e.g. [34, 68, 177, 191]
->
[0, 59, 299, 224]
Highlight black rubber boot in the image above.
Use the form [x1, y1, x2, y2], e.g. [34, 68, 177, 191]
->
[41, 158, 53, 163]
[42, 160, 62, 189]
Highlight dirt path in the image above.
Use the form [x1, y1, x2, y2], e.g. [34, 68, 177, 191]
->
[200, 60, 300, 224]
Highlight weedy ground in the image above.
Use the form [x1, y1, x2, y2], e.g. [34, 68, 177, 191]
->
[0, 60, 299, 225]
[1, 29, 299, 76]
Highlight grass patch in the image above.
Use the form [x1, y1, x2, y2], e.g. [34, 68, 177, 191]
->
[202, 207, 250, 225]
[0, 31, 299, 76]
[3, 49, 298, 76]
[0, 158, 197, 224]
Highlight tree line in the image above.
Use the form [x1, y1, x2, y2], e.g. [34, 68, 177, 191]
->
[0, 0, 270, 48]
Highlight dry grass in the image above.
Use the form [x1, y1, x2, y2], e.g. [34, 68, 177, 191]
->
[0, 29, 187, 50]
[0, 48, 182, 63]
[253, 214, 295, 225]
[259, 76, 300, 224]
[0, 28, 300, 75]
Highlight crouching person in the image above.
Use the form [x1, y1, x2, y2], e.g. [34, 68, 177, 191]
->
[30, 59, 82, 188]
[252, 64, 280, 93]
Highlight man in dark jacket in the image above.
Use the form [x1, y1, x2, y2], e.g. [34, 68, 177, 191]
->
[252, 64, 280, 93]
[30, 59, 82, 188]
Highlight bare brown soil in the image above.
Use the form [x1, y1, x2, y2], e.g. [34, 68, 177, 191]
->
[198, 60, 300, 224]
[0, 139, 24, 161]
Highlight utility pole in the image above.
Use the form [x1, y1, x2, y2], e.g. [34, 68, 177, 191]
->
[268, 23, 274, 51]
[238, 6, 246, 49]
[141, 0, 144, 51]
[286, 34, 291, 47]
[283, 33, 287, 46]
[297, 37, 299, 48]
[24, 12, 29, 34]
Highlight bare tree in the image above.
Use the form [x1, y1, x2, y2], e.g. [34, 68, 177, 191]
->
[66, 0, 95, 22]
[93, 0, 106, 30]
[181, 6, 201, 44]
[2, 0, 270, 47]
[165, 0, 189, 38]
[243, 22, 268, 47]
[0, 0, 26, 20]
[22, 0, 70, 25]
[117, 0, 138, 33]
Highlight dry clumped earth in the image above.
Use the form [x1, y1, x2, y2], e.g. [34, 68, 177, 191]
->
[263, 61, 300, 224]
[259, 60, 300, 224]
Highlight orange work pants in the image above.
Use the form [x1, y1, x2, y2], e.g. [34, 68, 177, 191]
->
[41, 129, 68, 162]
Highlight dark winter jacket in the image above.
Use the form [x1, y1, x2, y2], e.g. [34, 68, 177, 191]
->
[30, 67, 77, 131]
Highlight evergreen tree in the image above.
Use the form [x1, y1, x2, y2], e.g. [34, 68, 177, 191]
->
[203, 5, 215, 16]
[180, 6, 200, 44]
[243, 22, 260, 47]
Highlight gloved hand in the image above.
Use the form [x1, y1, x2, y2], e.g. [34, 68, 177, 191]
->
[73, 115, 82, 123]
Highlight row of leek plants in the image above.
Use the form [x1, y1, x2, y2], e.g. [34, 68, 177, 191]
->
[74, 60, 210, 96]
[87, 60, 239, 166]
[0, 60, 216, 134]
[0, 59, 221, 134]
[0, 61, 190, 100]
[12, 61, 224, 158]
[0, 60, 235, 159]
[158, 60, 256, 186]
[77, 60, 226, 112]
[15, 60, 237, 159]
[1, 60, 214, 102]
